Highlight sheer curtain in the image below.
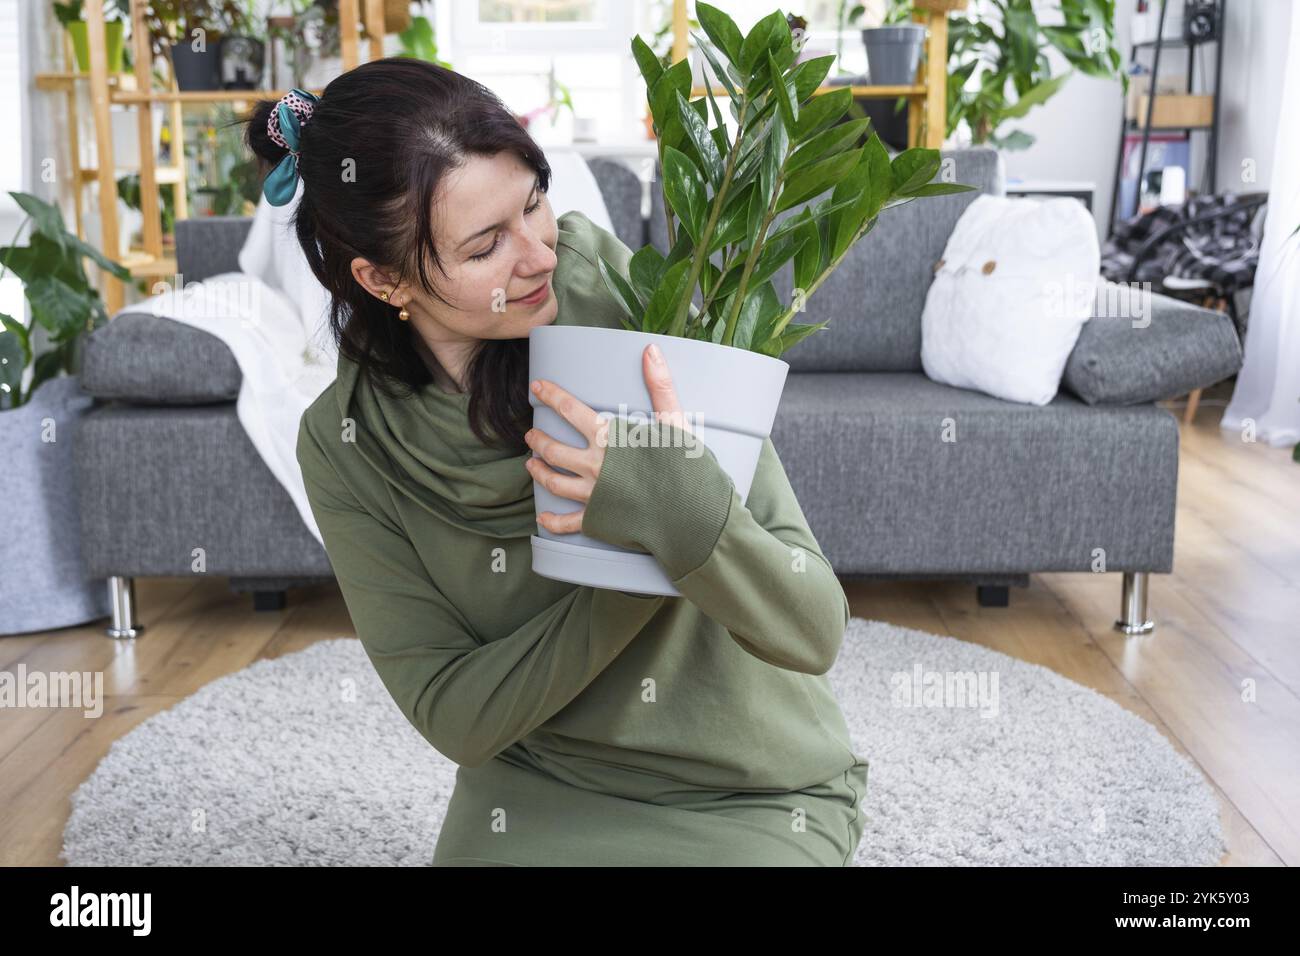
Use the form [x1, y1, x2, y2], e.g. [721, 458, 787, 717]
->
[1219, 8, 1300, 448]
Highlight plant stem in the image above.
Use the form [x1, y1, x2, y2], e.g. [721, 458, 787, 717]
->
[721, 146, 789, 346]
[767, 212, 878, 341]
[668, 94, 751, 338]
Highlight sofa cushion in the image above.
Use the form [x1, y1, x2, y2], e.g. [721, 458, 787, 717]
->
[80, 312, 242, 403]
[1062, 282, 1243, 405]
[920, 194, 1099, 405]
[771, 370, 1179, 575]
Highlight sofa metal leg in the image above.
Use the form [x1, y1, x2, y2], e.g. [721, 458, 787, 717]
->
[106, 575, 143, 640]
[976, 585, 1009, 607]
[1114, 572, 1155, 635]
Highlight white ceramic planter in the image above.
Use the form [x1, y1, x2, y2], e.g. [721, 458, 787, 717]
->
[1, 375, 110, 637]
[527, 325, 789, 596]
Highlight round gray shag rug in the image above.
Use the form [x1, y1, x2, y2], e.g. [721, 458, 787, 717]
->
[62, 618, 1226, 866]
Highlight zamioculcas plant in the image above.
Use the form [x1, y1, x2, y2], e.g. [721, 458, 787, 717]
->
[601, 3, 975, 359]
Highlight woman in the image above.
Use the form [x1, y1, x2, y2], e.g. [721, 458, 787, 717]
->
[247, 57, 868, 866]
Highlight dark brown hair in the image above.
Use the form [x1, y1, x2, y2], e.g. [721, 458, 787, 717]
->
[242, 57, 552, 449]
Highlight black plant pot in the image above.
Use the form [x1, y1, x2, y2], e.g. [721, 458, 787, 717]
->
[170, 41, 223, 91]
[826, 74, 911, 154]
[858, 97, 911, 153]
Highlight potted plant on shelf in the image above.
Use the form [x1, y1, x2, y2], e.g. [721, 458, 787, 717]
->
[526, 4, 974, 596]
[55, 0, 130, 74]
[859, 0, 926, 85]
[143, 0, 247, 91]
[0, 192, 131, 635]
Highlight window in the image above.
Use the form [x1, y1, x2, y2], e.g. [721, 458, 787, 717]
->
[477, 1, 601, 23]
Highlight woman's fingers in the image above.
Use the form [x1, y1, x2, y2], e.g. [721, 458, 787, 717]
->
[524, 424, 588, 477]
[643, 343, 692, 434]
[530, 378, 603, 447]
[524, 453, 592, 504]
[536, 506, 585, 535]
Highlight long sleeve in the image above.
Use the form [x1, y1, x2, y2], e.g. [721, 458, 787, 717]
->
[581, 417, 851, 675]
[296, 418, 665, 769]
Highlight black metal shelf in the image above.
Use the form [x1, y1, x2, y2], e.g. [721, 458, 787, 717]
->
[1107, 0, 1226, 237]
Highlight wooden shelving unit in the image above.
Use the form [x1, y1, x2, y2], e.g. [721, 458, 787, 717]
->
[41, 0, 963, 313]
[35, 0, 387, 314]
[682, 0, 964, 150]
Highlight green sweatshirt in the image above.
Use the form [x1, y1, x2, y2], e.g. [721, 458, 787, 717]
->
[295, 209, 868, 866]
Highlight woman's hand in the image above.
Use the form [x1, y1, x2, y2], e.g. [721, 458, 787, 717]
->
[525, 342, 692, 534]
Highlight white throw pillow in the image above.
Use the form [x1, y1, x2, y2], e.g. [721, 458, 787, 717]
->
[920, 194, 1100, 405]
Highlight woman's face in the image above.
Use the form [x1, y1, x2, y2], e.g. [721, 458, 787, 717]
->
[409, 150, 560, 339]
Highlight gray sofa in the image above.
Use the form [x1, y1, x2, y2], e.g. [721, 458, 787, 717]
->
[74, 148, 1243, 639]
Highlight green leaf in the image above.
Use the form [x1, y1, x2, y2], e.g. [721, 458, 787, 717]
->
[766, 193, 859, 246]
[733, 280, 783, 351]
[991, 129, 1035, 150]
[863, 131, 893, 212]
[758, 320, 829, 358]
[792, 87, 853, 140]
[789, 54, 835, 102]
[661, 145, 709, 245]
[674, 90, 724, 192]
[9, 191, 67, 255]
[648, 57, 692, 129]
[694, 34, 739, 103]
[890, 147, 941, 195]
[695, 1, 744, 66]
[597, 254, 645, 327]
[713, 229, 808, 303]
[68, 234, 130, 281]
[829, 152, 874, 262]
[631, 34, 664, 91]
[628, 245, 665, 305]
[708, 180, 756, 254]
[787, 117, 871, 172]
[790, 208, 822, 294]
[766, 49, 798, 132]
[759, 115, 788, 219]
[776, 151, 859, 213]
[738, 10, 785, 73]
[996, 71, 1072, 121]
[642, 257, 693, 335]
[693, 37, 734, 136]
[25, 275, 93, 336]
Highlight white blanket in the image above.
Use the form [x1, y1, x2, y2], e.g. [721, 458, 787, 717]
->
[113, 148, 614, 546]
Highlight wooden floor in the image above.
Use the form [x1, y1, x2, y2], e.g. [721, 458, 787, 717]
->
[2, 383, 1296, 867]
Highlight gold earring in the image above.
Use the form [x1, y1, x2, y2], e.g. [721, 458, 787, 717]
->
[379, 290, 390, 303]
[398, 302, 410, 321]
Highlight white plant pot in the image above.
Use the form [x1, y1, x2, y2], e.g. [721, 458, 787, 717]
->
[108, 105, 165, 169]
[0, 375, 110, 637]
[527, 325, 789, 596]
